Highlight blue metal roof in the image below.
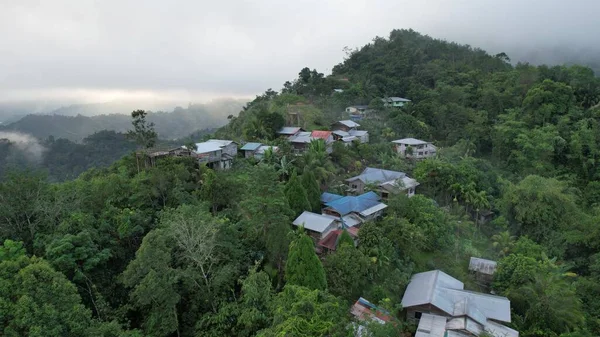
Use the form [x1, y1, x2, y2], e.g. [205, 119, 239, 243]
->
[321, 192, 344, 203]
[324, 191, 381, 216]
[241, 142, 262, 151]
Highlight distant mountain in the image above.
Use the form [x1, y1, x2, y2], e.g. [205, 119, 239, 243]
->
[0, 98, 248, 142]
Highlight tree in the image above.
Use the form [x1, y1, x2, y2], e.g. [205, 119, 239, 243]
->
[301, 171, 322, 213]
[285, 232, 327, 290]
[284, 172, 311, 216]
[127, 110, 157, 149]
[0, 240, 93, 337]
[323, 240, 369, 301]
[491, 230, 516, 258]
[258, 285, 349, 337]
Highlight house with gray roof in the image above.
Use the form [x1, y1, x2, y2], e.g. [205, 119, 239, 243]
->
[240, 142, 262, 158]
[277, 126, 304, 137]
[191, 140, 237, 169]
[331, 120, 369, 143]
[345, 167, 419, 198]
[402, 270, 518, 337]
[382, 96, 411, 108]
[392, 138, 437, 159]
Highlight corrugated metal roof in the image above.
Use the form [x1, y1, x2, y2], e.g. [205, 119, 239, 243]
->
[256, 145, 278, 155]
[402, 270, 513, 325]
[485, 320, 519, 337]
[342, 136, 358, 143]
[241, 142, 262, 151]
[342, 214, 362, 227]
[349, 130, 368, 137]
[292, 211, 337, 233]
[392, 138, 430, 145]
[207, 139, 235, 147]
[336, 120, 361, 128]
[311, 130, 332, 140]
[415, 314, 447, 337]
[359, 203, 388, 217]
[194, 142, 223, 154]
[289, 135, 313, 143]
[333, 130, 350, 137]
[346, 167, 406, 184]
[325, 191, 383, 216]
[388, 97, 411, 102]
[321, 192, 344, 203]
[278, 127, 302, 135]
[469, 257, 498, 275]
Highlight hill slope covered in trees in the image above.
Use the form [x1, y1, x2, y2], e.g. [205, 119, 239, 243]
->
[2, 29, 600, 337]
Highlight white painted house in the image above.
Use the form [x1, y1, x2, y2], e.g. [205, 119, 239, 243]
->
[392, 138, 437, 159]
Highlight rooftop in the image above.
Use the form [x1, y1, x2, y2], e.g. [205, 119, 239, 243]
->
[323, 191, 384, 216]
[240, 142, 262, 151]
[292, 211, 337, 233]
[277, 126, 302, 135]
[207, 139, 236, 147]
[401, 270, 512, 323]
[346, 167, 406, 184]
[386, 96, 411, 102]
[311, 130, 333, 140]
[335, 120, 361, 128]
[194, 142, 224, 154]
[350, 297, 391, 324]
[317, 228, 358, 251]
[392, 138, 430, 146]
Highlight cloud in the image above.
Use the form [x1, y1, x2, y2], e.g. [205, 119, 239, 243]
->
[0, 132, 46, 162]
[1, 0, 599, 103]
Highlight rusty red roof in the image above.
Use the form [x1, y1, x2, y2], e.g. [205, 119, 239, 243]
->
[317, 229, 358, 251]
[311, 130, 332, 140]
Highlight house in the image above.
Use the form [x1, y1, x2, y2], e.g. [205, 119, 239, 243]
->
[392, 138, 437, 159]
[321, 191, 387, 222]
[207, 139, 238, 157]
[277, 126, 303, 137]
[351, 297, 392, 324]
[192, 141, 232, 170]
[138, 146, 193, 167]
[345, 167, 419, 198]
[401, 270, 518, 337]
[292, 211, 339, 241]
[382, 96, 411, 108]
[333, 88, 344, 94]
[469, 257, 498, 286]
[288, 131, 334, 154]
[255, 145, 279, 159]
[345, 105, 369, 115]
[331, 120, 360, 132]
[240, 142, 262, 158]
[317, 227, 359, 253]
[331, 120, 369, 143]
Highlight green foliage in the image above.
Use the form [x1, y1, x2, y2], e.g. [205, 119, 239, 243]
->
[284, 171, 311, 216]
[301, 171, 322, 212]
[127, 110, 157, 149]
[285, 233, 327, 291]
[323, 242, 369, 301]
[258, 285, 349, 337]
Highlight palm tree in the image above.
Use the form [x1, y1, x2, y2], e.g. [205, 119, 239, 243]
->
[491, 230, 515, 257]
[274, 155, 295, 181]
[508, 272, 584, 335]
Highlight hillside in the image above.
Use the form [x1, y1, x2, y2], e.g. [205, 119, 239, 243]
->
[2, 29, 600, 337]
[1, 98, 247, 141]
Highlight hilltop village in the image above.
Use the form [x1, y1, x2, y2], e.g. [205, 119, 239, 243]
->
[142, 99, 517, 337]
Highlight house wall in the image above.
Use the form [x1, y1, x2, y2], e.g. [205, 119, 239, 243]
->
[222, 143, 238, 157]
[197, 150, 222, 163]
[395, 143, 435, 159]
[243, 150, 255, 158]
[406, 305, 448, 323]
[346, 179, 365, 194]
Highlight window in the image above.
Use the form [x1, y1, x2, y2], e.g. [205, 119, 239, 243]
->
[382, 192, 389, 199]
[418, 152, 423, 156]
[414, 312, 422, 319]
[424, 151, 428, 155]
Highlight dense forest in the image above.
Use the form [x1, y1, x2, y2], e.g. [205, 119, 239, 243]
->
[0, 99, 244, 142]
[2, 29, 600, 337]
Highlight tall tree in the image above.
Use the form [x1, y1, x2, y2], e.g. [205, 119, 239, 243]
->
[127, 110, 157, 149]
[300, 171, 322, 212]
[285, 233, 327, 290]
[284, 172, 311, 216]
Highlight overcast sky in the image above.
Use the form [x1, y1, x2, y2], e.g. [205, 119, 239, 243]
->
[1, 0, 599, 104]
